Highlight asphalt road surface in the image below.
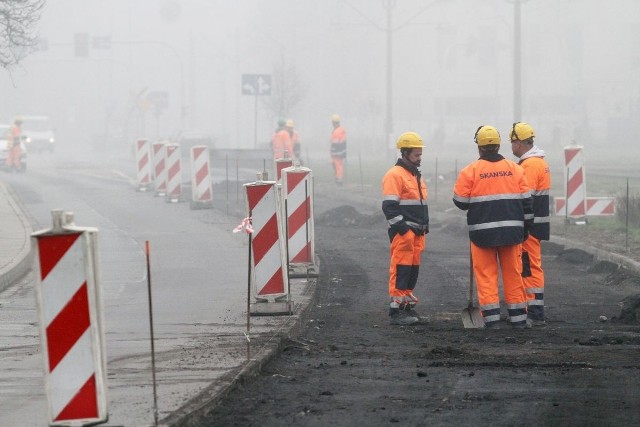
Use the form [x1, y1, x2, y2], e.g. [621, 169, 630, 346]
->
[196, 185, 640, 427]
[0, 149, 308, 426]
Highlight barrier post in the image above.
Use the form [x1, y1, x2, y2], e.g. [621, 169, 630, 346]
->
[281, 164, 319, 277]
[274, 152, 293, 182]
[152, 141, 167, 197]
[165, 142, 182, 203]
[190, 145, 213, 209]
[563, 145, 587, 223]
[135, 138, 152, 191]
[243, 176, 292, 315]
[31, 210, 108, 426]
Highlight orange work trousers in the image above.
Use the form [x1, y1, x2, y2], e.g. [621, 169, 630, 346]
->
[5, 145, 21, 168]
[471, 241, 527, 325]
[388, 230, 425, 304]
[522, 235, 545, 320]
[331, 156, 344, 182]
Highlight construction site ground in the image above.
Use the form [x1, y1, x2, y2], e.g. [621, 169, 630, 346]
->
[180, 183, 640, 427]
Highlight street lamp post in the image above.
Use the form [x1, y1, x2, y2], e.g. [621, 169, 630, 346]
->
[513, 0, 522, 120]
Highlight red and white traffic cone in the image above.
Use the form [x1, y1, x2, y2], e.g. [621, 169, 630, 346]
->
[563, 145, 587, 222]
[190, 145, 213, 209]
[274, 152, 293, 182]
[165, 143, 182, 203]
[281, 165, 318, 277]
[244, 177, 292, 315]
[31, 210, 108, 426]
[135, 138, 152, 191]
[152, 141, 167, 197]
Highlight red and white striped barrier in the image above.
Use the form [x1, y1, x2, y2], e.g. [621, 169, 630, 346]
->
[563, 145, 587, 218]
[244, 179, 292, 315]
[135, 138, 152, 191]
[190, 145, 213, 209]
[554, 196, 616, 216]
[275, 156, 293, 182]
[281, 165, 318, 277]
[32, 210, 108, 426]
[165, 143, 182, 203]
[152, 141, 167, 196]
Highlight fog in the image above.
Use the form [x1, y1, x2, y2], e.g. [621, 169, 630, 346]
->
[2, 0, 639, 166]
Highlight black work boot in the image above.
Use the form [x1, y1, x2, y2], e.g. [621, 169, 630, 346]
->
[389, 307, 418, 326]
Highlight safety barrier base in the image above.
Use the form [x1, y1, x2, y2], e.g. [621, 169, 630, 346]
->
[250, 300, 294, 316]
[190, 200, 214, 210]
[289, 256, 320, 278]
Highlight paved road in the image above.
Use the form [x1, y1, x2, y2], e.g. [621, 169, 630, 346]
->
[0, 149, 314, 426]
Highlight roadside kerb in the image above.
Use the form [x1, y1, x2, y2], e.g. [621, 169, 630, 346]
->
[0, 182, 34, 293]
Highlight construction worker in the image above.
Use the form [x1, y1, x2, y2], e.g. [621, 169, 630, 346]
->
[510, 122, 550, 326]
[271, 117, 293, 161]
[286, 119, 302, 165]
[5, 117, 23, 172]
[453, 125, 533, 329]
[329, 114, 347, 185]
[382, 131, 429, 326]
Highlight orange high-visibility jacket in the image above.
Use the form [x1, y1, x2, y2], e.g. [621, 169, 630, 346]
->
[519, 155, 550, 241]
[453, 153, 533, 247]
[330, 126, 346, 158]
[7, 124, 20, 148]
[272, 128, 292, 159]
[382, 160, 429, 239]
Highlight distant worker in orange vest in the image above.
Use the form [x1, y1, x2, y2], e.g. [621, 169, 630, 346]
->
[510, 122, 550, 327]
[329, 114, 347, 185]
[382, 131, 429, 326]
[271, 117, 293, 161]
[453, 125, 533, 329]
[5, 117, 23, 172]
[286, 119, 302, 165]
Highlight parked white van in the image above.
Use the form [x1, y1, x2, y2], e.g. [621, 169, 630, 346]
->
[20, 115, 56, 153]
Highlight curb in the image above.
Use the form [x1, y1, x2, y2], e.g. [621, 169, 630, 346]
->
[550, 235, 640, 275]
[163, 277, 321, 427]
[0, 183, 34, 293]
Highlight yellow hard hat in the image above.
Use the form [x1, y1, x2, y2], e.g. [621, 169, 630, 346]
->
[396, 131, 424, 149]
[331, 114, 341, 123]
[510, 122, 535, 141]
[286, 119, 294, 127]
[474, 125, 501, 146]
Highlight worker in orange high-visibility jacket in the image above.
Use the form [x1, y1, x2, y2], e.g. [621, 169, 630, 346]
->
[510, 122, 550, 327]
[382, 131, 429, 326]
[329, 114, 347, 185]
[453, 125, 533, 329]
[271, 117, 293, 161]
[5, 117, 23, 172]
[286, 119, 302, 165]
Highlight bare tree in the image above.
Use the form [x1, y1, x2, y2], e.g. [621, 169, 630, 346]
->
[263, 55, 307, 120]
[0, 0, 45, 69]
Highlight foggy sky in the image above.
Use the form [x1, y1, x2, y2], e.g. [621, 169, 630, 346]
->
[1, 0, 638, 164]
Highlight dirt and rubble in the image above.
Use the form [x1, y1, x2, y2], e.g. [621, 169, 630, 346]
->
[181, 183, 640, 427]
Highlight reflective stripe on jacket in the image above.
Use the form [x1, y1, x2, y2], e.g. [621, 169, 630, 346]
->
[453, 153, 533, 247]
[519, 156, 550, 240]
[382, 159, 429, 235]
[330, 126, 347, 158]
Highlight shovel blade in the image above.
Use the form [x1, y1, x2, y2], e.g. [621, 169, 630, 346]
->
[461, 306, 485, 328]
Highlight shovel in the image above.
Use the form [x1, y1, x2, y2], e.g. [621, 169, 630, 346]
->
[462, 247, 485, 328]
